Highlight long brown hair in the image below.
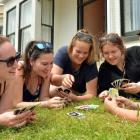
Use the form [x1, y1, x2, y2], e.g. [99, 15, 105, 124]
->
[99, 33, 125, 54]
[23, 41, 53, 80]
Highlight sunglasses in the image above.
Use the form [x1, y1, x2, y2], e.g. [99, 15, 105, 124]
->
[35, 42, 53, 50]
[0, 52, 21, 67]
[75, 32, 93, 43]
[29, 41, 53, 57]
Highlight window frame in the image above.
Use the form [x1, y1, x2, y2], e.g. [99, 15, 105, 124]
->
[6, 6, 16, 45]
[120, 0, 140, 38]
[77, 0, 107, 30]
[41, 0, 54, 45]
[18, 0, 32, 52]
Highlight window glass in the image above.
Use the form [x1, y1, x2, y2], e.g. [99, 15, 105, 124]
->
[20, 0, 31, 28]
[123, 0, 140, 34]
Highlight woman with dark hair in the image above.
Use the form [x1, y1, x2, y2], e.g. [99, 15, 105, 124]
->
[50, 29, 98, 101]
[15, 41, 65, 108]
[98, 33, 140, 121]
[98, 33, 140, 98]
[0, 36, 34, 127]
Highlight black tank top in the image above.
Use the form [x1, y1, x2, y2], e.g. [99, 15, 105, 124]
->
[23, 84, 41, 101]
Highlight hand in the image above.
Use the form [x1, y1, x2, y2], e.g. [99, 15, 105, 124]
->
[121, 82, 140, 94]
[41, 97, 65, 109]
[99, 90, 109, 101]
[116, 96, 134, 109]
[56, 87, 70, 98]
[0, 111, 33, 128]
[16, 61, 24, 76]
[62, 74, 75, 88]
[104, 97, 118, 113]
[26, 111, 36, 123]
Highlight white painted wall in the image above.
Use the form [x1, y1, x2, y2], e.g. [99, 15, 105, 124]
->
[107, 0, 121, 35]
[3, 0, 36, 51]
[107, 0, 140, 47]
[54, 0, 77, 52]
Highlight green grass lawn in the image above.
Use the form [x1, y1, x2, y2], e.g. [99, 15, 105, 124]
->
[0, 98, 140, 140]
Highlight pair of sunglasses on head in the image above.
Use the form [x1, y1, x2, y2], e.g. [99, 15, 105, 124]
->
[0, 52, 21, 67]
[29, 41, 53, 57]
[75, 32, 93, 43]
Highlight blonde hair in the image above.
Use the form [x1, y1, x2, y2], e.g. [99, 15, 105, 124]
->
[68, 29, 95, 64]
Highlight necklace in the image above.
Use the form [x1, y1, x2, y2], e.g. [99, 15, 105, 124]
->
[122, 61, 125, 78]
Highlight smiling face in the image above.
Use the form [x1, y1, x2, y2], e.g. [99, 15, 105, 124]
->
[0, 42, 17, 80]
[30, 53, 53, 78]
[70, 40, 90, 67]
[102, 43, 124, 66]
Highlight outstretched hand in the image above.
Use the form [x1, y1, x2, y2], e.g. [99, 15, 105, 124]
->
[62, 74, 75, 88]
[0, 110, 34, 128]
[41, 97, 65, 109]
[121, 82, 140, 94]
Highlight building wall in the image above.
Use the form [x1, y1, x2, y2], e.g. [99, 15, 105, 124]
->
[1, 0, 140, 51]
[2, 0, 37, 51]
[54, 0, 77, 52]
[107, 0, 140, 47]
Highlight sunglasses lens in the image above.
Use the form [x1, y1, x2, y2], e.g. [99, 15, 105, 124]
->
[36, 44, 45, 49]
[36, 42, 53, 50]
[7, 58, 15, 67]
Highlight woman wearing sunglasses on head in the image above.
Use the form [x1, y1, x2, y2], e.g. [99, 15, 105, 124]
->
[15, 41, 65, 108]
[50, 29, 98, 101]
[0, 36, 34, 127]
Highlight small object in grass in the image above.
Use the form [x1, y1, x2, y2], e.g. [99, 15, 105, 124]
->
[67, 111, 85, 118]
[74, 104, 99, 110]
[109, 88, 119, 99]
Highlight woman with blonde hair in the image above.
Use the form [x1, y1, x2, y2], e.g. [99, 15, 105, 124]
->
[50, 29, 98, 101]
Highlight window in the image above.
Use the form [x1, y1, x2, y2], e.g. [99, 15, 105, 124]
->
[121, 0, 140, 36]
[19, 0, 32, 52]
[6, 7, 16, 46]
[78, 0, 106, 60]
[0, 26, 2, 35]
[41, 0, 54, 44]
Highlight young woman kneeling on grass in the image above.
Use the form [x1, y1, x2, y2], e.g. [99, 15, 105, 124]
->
[50, 29, 98, 101]
[0, 36, 34, 127]
[15, 41, 65, 109]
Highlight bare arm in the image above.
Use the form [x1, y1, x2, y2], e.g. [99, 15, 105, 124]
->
[68, 77, 97, 101]
[104, 97, 140, 121]
[50, 64, 64, 86]
[39, 75, 51, 101]
[112, 107, 140, 121]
